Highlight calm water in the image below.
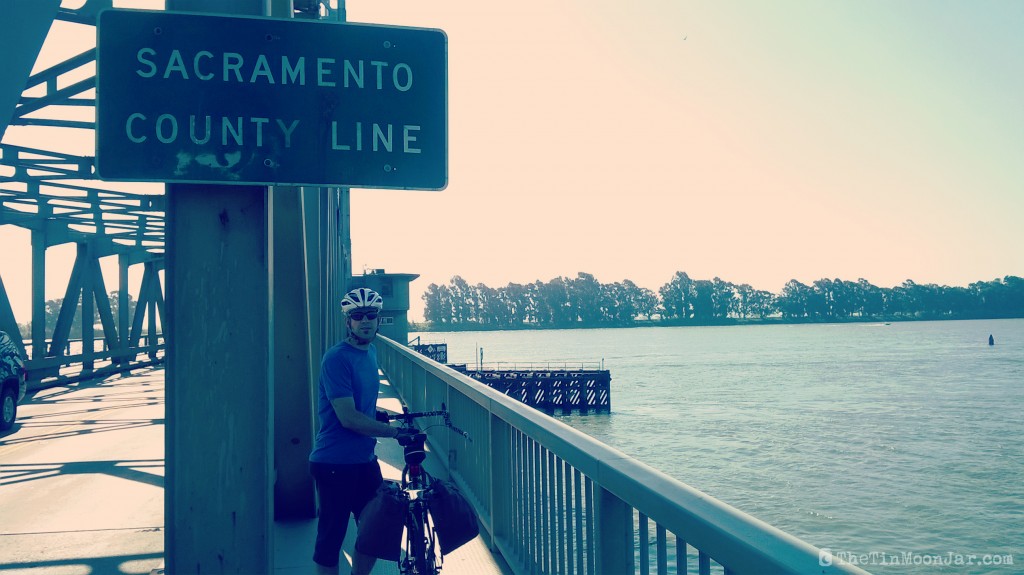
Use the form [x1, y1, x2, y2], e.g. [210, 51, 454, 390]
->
[413, 319, 1024, 574]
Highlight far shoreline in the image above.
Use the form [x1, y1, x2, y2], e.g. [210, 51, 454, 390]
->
[410, 314, 1023, 334]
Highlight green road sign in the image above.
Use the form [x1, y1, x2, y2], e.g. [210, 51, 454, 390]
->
[96, 9, 447, 190]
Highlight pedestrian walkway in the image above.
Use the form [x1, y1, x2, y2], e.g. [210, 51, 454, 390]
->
[0, 366, 508, 575]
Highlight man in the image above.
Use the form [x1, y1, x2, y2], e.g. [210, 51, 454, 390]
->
[309, 287, 411, 575]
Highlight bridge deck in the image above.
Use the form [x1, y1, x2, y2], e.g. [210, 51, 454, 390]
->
[0, 366, 508, 575]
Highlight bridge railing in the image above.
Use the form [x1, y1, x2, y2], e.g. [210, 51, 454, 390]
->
[23, 335, 165, 388]
[376, 335, 870, 575]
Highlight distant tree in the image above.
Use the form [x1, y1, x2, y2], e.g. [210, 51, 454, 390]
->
[971, 276, 1024, 318]
[734, 283, 776, 319]
[944, 285, 976, 317]
[108, 290, 137, 323]
[634, 284, 659, 320]
[501, 282, 533, 325]
[748, 289, 777, 318]
[883, 282, 910, 317]
[567, 272, 603, 324]
[448, 276, 474, 323]
[530, 280, 552, 325]
[1002, 275, 1024, 316]
[600, 281, 629, 323]
[844, 278, 867, 317]
[777, 280, 812, 319]
[422, 283, 453, 324]
[710, 277, 736, 319]
[734, 283, 755, 319]
[690, 279, 714, 321]
[830, 279, 854, 318]
[609, 279, 658, 322]
[481, 283, 516, 326]
[858, 279, 884, 317]
[809, 278, 834, 319]
[658, 271, 694, 320]
[534, 277, 572, 326]
[44, 297, 63, 334]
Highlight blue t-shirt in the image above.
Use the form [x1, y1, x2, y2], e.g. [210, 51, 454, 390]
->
[309, 341, 381, 464]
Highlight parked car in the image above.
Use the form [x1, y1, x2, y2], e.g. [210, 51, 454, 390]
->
[1, 330, 28, 431]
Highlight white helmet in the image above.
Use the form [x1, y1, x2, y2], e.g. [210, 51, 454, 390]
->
[341, 288, 384, 314]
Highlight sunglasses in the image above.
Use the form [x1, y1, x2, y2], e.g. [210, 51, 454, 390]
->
[349, 311, 379, 321]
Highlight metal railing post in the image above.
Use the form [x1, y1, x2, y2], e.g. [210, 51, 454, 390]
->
[594, 485, 634, 575]
[489, 412, 511, 550]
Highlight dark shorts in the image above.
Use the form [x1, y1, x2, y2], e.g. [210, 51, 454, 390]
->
[310, 458, 384, 568]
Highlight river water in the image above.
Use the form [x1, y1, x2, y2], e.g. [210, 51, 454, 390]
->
[412, 319, 1023, 574]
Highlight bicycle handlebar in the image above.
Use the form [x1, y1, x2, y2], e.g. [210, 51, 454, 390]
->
[388, 409, 446, 422]
[384, 404, 472, 442]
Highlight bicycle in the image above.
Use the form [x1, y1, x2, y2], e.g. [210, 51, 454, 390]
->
[381, 404, 473, 575]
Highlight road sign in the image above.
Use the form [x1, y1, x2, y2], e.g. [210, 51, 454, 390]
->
[96, 9, 447, 190]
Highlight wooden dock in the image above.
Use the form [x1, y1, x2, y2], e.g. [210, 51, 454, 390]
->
[450, 366, 611, 414]
[410, 343, 611, 414]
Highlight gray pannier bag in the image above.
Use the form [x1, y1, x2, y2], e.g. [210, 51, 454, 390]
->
[423, 480, 479, 555]
[355, 480, 408, 561]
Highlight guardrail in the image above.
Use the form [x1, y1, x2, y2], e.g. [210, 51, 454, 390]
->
[23, 335, 165, 389]
[376, 335, 870, 575]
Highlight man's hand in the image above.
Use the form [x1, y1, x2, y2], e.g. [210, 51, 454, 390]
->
[394, 428, 419, 446]
[375, 410, 391, 423]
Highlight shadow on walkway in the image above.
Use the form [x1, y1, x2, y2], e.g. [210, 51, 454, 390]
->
[0, 527, 163, 575]
[0, 459, 164, 488]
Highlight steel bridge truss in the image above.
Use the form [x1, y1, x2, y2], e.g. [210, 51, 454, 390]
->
[0, 0, 166, 384]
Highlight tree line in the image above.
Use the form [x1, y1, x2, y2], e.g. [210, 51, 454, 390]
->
[421, 272, 1024, 329]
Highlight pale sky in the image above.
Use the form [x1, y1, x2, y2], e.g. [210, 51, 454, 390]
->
[2, 1, 1023, 322]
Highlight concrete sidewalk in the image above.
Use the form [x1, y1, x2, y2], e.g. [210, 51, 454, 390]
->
[0, 366, 507, 575]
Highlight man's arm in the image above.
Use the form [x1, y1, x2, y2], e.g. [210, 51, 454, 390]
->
[331, 396, 398, 438]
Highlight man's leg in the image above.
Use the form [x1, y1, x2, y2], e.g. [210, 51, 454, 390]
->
[311, 463, 351, 574]
[350, 551, 377, 575]
[350, 460, 386, 575]
[314, 561, 338, 575]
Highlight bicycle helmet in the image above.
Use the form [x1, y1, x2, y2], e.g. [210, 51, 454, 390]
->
[341, 287, 384, 314]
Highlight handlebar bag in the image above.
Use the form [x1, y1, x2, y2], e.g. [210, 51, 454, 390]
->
[355, 480, 408, 561]
[423, 480, 480, 555]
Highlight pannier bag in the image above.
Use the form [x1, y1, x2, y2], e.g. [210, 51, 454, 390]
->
[423, 480, 480, 555]
[355, 480, 408, 561]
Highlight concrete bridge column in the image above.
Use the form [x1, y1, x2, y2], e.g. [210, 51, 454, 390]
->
[164, 5, 273, 575]
[166, 183, 273, 574]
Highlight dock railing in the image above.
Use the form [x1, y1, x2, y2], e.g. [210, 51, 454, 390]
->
[376, 336, 871, 575]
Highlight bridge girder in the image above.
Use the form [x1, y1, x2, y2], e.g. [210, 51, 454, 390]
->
[0, 0, 165, 380]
